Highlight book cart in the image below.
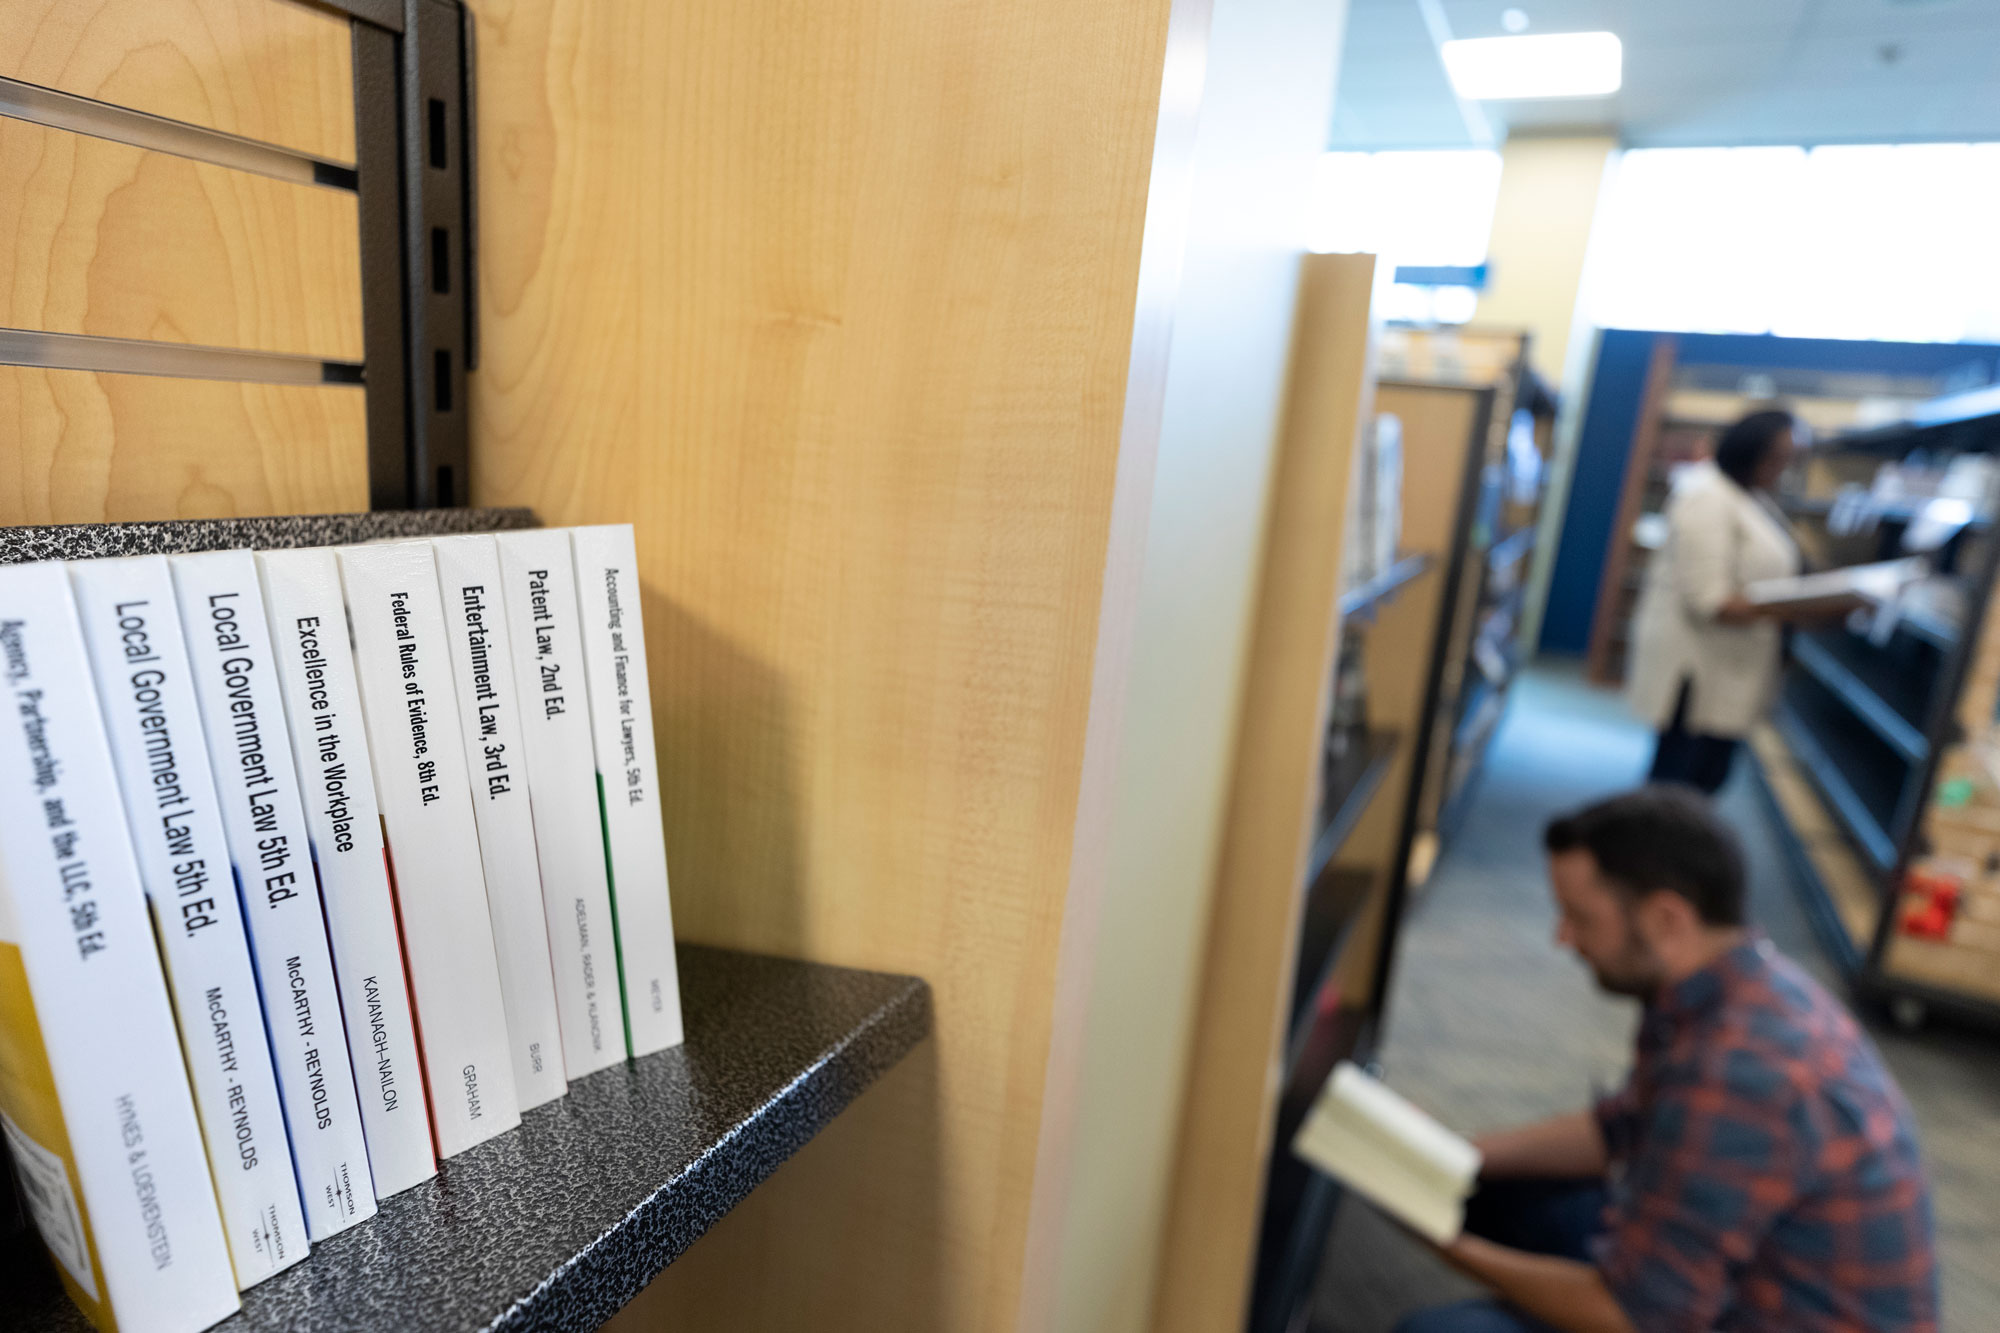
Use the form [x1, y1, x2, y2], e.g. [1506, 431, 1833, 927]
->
[1747, 390, 2000, 1031]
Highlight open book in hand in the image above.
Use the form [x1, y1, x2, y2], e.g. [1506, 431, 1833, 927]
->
[1743, 556, 1927, 611]
[1291, 1062, 1482, 1244]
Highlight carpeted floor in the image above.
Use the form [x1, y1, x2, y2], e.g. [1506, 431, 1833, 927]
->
[1310, 663, 2000, 1333]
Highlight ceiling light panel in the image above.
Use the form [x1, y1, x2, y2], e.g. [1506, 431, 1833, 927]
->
[1441, 31, 1624, 99]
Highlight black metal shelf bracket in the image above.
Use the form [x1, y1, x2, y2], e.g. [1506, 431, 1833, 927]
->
[352, 0, 476, 510]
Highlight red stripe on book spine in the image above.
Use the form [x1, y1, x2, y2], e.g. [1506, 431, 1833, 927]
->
[379, 829, 442, 1164]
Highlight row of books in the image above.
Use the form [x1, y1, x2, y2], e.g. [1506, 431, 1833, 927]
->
[0, 526, 683, 1333]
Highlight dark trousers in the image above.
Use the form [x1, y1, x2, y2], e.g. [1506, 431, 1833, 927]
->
[1391, 1178, 1609, 1333]
[1647, 678, 1738, 795]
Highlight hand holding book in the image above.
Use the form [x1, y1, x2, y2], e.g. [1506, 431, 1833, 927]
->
[1740, 557, 1926, 619]
[1291, 1062, 1482, 1244]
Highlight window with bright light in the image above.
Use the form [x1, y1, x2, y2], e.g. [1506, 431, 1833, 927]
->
[1588, 143, 2000, 344]
[1307, 150, 1504, 325]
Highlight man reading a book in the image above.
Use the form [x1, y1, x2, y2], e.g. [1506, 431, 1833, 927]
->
[1399, 787, 1937, 1333]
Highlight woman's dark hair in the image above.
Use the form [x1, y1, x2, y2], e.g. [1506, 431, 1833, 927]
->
[1713, 408, 1796, 490]
[1544, 786, 1746, 927]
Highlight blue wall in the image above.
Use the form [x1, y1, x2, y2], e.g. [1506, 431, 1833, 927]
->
[1541, 330, 1659, 656]
[1665, 333, 1999, 382]
[1539, 331, 2000, 658]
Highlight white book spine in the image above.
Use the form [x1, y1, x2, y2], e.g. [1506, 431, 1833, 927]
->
[0, 562, 239, 1332]
[168, 551, 376, 1240]
[494, 530, 627, 1075]
[569, 526, 685, 1056]
[430, 536, 568, 1109]
[68, 556, 309, 1287]
[256, 549, 439, 1195]
[336, 543, 522, 1156]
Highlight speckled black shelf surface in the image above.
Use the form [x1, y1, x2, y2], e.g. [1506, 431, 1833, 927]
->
[2, 946, 931, 1333]
[0, 508, 538, 566]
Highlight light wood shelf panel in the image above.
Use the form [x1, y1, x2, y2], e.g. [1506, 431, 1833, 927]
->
[0, 117, 363, 359]
[7, 0, 356, 163]
[462, 0, 1183, 1327]
[0, 366, 367, 524]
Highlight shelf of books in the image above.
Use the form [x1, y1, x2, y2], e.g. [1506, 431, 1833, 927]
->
[1585, 341, 1958, 688]
[1373, 326, 1557, 881]
[1240, 339, 1506, 1333]
[0, 512, 931, 1333]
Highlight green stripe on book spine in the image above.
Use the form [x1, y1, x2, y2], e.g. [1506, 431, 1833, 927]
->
[596, 772, 635, 1058]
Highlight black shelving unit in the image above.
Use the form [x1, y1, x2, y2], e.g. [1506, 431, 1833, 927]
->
[1752, 397, 2000, 1029]
[1430, 357, 1557, 850]
[1772, 697, 1901, 873]
[1790, 634, 1928, 764]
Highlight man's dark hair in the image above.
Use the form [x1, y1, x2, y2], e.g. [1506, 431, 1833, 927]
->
[1713, 408, 1796, 490]
[1543, 786, 1747, 927]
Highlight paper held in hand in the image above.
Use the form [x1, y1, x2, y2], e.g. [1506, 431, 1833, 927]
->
[1743, 557, 1927, 611]
[1291, 1062, 1482, 1244]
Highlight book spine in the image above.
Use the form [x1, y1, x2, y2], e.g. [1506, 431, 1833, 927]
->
[256, 550, 438, 1196]
[0, 562, 239, 1333]
[69, 557, 309, 1287]
[336, 543, 522, 1156]
[430, 536, 568, 1109]
[494, 530, 627, 1075]
[168, 551, 376, 1241]
[569, 526, 685, 1056]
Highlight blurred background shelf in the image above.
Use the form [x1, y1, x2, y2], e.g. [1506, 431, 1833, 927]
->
[1773, 699, 1901, 874]
[1338, 553, 1434, 621]
[1306, 730, 1402, 886]
[1790, 633, 1930, 764]
[1743, 401, 2000, 1037]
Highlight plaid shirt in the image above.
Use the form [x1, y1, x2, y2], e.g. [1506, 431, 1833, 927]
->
[1592, 935, 1938, 1333]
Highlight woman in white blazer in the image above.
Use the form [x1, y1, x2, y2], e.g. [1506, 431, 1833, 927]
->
[1627, 410, 1810, 794]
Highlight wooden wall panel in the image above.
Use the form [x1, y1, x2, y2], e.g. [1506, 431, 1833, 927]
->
[0, 118, 363, 359]
[1150, 253, 1379, 1333]
[7, 0, 356, 163]
[465, 0, 1179, 1328]
[0, 367, 367, 524]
